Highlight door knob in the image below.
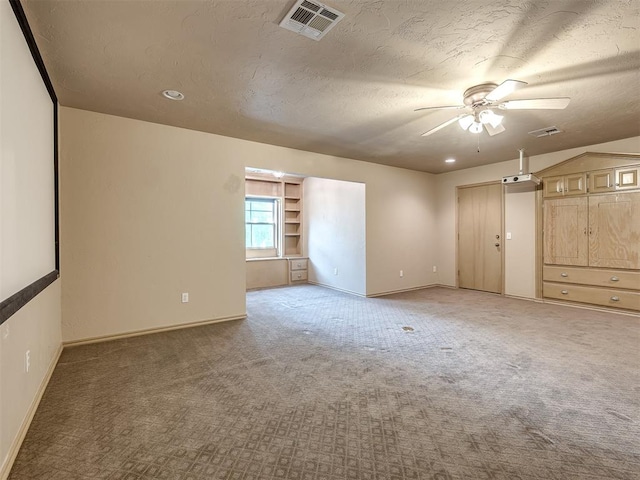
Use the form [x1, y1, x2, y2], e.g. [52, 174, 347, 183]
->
[494, 243, 500, 247]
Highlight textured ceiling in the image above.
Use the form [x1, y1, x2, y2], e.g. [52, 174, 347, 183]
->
[22, 0, 640, 173]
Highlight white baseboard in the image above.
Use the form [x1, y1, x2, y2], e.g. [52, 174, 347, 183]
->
[63, 314, 247, 347]
[366, 283, 441, 298]
[307, 281, 366, 297]
[1, 343, 63, 480]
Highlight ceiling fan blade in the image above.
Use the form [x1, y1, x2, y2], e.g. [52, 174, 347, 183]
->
[414, 105, 465, 112]
[499, 97, 571, 110]
[485, 79, 528, 102]
[485, 122, 506, 136]
[421, 115, 463, 137]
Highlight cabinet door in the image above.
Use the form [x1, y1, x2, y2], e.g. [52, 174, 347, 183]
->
[589, 192, 640, 269]
[543, 197, 588, 266]
[589, 169, 615, 193]
[564, 173, 587, 196]
[615, 167, 640, 191]
[543, 175, 565, 198]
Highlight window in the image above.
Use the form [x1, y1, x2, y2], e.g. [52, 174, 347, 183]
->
[245, 197, 279, 256]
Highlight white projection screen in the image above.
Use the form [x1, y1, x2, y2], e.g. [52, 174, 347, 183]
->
[1, 0, 57, 322]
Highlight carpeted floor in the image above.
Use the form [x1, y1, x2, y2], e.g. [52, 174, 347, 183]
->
[9, 285, 640, 479]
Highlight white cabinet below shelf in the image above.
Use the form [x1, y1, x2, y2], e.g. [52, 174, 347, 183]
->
[288, 257, 308, 284]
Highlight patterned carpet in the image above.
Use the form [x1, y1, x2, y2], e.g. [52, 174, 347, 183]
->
[9, 285, 640, 479]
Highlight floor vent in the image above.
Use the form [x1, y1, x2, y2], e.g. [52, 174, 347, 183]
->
[528, 126, 563, 137]
[279, 0, 345, 41]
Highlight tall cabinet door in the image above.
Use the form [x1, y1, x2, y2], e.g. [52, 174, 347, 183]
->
[543, 197, 588, 266]
[589, 192, 640, 269]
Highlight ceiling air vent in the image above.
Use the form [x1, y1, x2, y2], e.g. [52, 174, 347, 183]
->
[279, 0, 345, 41]
[528, 126, 563, 138]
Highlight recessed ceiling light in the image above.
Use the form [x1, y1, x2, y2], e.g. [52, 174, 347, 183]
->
[445, 158, 456, 163]
[162, 89, 184, 101]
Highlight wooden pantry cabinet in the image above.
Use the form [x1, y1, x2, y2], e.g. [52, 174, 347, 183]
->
[538, 152, 640, 312]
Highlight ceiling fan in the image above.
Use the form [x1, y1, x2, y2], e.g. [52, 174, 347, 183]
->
[416, 80, 570, 137]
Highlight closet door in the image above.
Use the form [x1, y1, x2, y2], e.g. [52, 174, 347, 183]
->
[457, 183, 503, 293]
[543, 197, 588, 266]
[589, 192, 640, 269]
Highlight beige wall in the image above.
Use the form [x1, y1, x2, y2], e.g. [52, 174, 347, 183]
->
[60, 107, 438, 341]
[0, 281, 61, 478]
[60, 108, 247, 342]
[436, 136, 640, 297]
[305, 177, 366, 295]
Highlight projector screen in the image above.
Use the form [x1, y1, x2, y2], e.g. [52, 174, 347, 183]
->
[1, 0, 57, 322]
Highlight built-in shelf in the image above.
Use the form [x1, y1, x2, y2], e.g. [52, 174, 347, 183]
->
[283, 180, 303, 256]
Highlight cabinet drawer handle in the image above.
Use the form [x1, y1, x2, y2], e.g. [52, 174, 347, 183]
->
[610, 276, 619, 282]
[560, 272, 568, 277]
[297, 273, 302, 279]
[561, 290, 569, 295]
[610, 296, 620, 302]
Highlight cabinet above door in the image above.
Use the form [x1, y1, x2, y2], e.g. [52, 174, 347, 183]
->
[589, 167, 640, 194]
[543, 173, 587, 198]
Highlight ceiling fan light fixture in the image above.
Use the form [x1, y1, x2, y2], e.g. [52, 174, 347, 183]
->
[458, 114, 474, 131]
[468, 122, 483, 134]
[478, 109, 503, 128]
[478, 109, 504, 128]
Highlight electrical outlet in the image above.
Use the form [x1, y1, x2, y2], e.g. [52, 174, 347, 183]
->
[506, 232, 512, 240]
[25, 350, 31, 373]
[334, 268, 338, 276]
[181, 292, 189, 303]
[433, 266, 437, 273]
[400, 270, 404, 278]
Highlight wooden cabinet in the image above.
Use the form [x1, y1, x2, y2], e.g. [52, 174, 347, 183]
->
[543, 192, 640, 270]
[615, 166, 640, 191]
[289, 258, 308, 284]
[543, 197, 588, 266]
[543, 173, 586, 197]
[538, 152, 640, 312]
[543, 265, 640, 290]
[588, 167, 640, 193]
[589, 169, 616, 193]
[543, 282, 640, 310]
[588, 192, 640, 269]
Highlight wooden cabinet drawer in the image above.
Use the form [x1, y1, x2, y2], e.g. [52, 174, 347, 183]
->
[543, 282, 640, 311]
[290, 259, 308, 271]
[290, 270, 308, 282]
[543, 265, 640, 289]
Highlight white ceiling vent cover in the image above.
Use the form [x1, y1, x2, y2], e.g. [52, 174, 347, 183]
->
[279, 0, 345, 41]
[528, 126, 563, 137]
